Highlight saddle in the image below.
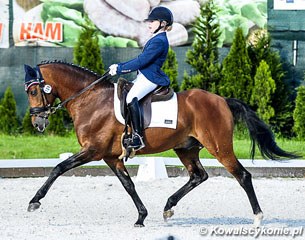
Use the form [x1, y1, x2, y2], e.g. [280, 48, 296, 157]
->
[117, 77, 174, 128]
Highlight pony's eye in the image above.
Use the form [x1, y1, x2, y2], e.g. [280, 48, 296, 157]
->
[30, 89, 38, 96]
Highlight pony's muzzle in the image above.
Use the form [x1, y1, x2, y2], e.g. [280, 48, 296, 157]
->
[33, 116, 49, 132]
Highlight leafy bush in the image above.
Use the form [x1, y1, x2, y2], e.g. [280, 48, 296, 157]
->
[293, 85, 305, 140]
[0, 87, 19, 134]
[181, 0, 221, 92]
[250, 60, 276, 124]
[247, 31, 294, 136]
[180, 72, 202, 91]
[21, 107, 37, 135]
[73, 25, 105, 74]
[162, 47, 179, 92]
[219, 27, 253, 103]
[46, 99, 71, 136]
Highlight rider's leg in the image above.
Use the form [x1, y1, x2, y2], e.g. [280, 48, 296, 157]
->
[126, 73, 157, 150]
[126, 72, 158, 104]
[127, 97, 145, 150]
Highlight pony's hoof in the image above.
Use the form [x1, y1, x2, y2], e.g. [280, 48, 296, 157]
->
[134, 222, 145, 227]
[253, 212, 264, 228]
[27, 202, 41, 212]
[163, 209, 174, 221]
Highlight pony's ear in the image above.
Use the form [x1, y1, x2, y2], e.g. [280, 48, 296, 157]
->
[24, 64, 37, 83]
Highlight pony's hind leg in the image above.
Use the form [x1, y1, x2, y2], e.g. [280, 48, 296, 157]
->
[192, 95, 263, 226]
[217, 153, 263, 227]
[163, 147, 208, 221]
[104, 158, 148, 227]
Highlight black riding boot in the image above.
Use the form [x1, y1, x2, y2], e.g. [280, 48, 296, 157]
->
[127, 97, 145, 151]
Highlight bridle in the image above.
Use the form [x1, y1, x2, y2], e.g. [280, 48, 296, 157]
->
[25, 67, 54, 120]
[25, 67, 110, 119]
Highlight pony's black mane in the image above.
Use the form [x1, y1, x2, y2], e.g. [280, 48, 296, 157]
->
[37, 60, 113, 88]
[39, 60, 102, 78]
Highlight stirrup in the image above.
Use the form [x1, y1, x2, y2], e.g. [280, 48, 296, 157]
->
[128, 133, 145, 151]
[119, 133, 136, 161]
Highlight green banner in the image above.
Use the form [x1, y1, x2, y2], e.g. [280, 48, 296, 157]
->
[11, 0, 267, 48]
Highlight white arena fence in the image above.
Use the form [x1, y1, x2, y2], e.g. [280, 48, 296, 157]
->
[0, 156, 304, 168]
[0, 156, 304, 180]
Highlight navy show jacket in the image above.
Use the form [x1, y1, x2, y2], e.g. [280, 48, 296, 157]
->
[117, 32, 170, 86]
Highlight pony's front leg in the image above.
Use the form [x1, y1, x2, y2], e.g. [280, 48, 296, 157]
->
[104, 158, 148, 227]
[28, 151, 93, 212]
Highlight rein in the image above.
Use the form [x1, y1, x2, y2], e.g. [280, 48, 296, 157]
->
[52, 70, 110, 113]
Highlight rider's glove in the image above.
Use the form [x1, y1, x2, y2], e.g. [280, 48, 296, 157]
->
[109, 64, 118, 76]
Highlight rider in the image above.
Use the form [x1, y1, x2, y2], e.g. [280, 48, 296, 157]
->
[108, 6, 173, 151]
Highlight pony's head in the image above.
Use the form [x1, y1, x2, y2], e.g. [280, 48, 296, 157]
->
[24, 61, 111, 132]
[24, 64, 56, 132]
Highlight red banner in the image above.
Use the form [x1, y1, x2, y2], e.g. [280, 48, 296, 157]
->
[0, 0, 9, 48]
[18, 22, 62, 42]
[0, 23, 3, 42]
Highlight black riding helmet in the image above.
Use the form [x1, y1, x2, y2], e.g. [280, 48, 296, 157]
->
[144, 6, 173, 33]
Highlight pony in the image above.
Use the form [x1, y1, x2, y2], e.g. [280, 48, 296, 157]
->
[23, 61, 298, 227]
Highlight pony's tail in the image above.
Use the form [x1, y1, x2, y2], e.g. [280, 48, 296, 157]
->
[225, 98, 300, 160]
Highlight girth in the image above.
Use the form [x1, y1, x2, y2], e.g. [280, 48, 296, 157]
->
[117, 77, 174, 129]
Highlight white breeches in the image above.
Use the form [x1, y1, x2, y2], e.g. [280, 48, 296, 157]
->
[126, 72, 158, 104]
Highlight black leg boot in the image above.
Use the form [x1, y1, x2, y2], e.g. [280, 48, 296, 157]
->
[127, 97, 145, 151]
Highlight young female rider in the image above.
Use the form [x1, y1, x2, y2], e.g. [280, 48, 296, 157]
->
[108, 6, 173, 151]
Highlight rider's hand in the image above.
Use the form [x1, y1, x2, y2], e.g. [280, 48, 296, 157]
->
[109, 64, 118, 76]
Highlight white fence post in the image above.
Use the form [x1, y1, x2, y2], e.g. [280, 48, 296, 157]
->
[136, 157, 168, 181]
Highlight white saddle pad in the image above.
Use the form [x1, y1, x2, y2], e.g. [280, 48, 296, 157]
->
[113, 83, 178, 129]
